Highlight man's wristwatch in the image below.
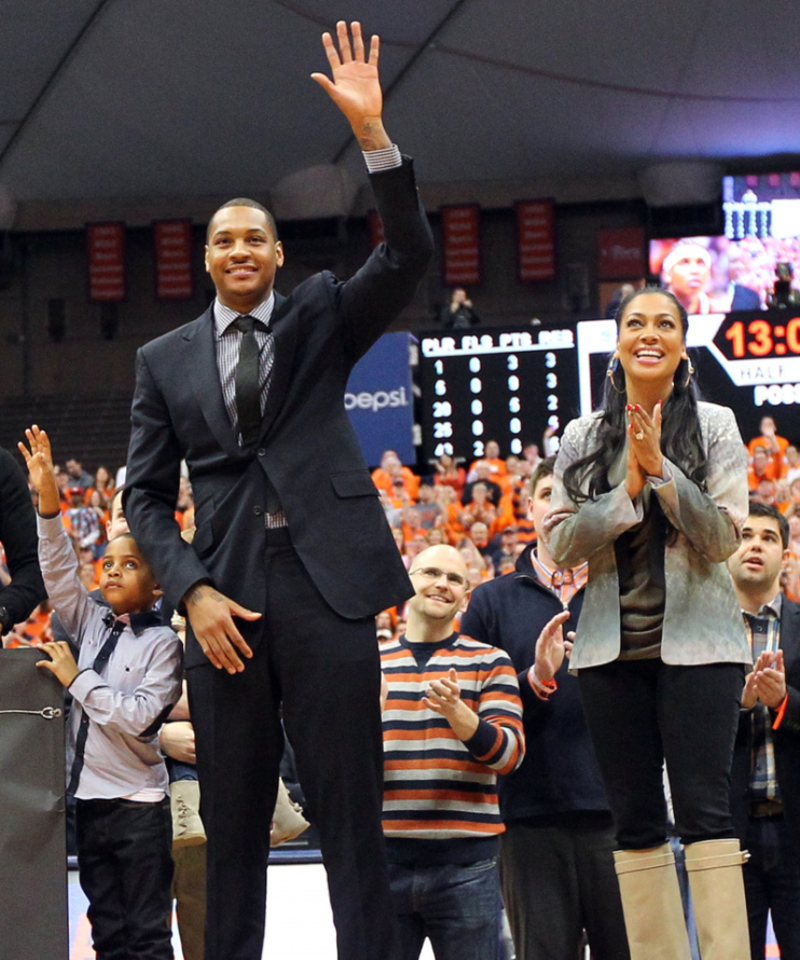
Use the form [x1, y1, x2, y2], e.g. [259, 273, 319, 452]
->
[0, 606, 12, 636]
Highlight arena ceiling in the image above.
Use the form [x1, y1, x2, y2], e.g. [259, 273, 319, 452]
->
[2, 0, 799, 224]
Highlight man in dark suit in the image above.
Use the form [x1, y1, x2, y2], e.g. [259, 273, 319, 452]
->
[728, 503, 800, 960]
[124, 21, 432, 960]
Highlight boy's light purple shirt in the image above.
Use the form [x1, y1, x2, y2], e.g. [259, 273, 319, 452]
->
[37, 514, 182, 800]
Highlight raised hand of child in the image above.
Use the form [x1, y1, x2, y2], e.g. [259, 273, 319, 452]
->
[18, 425, 59, 515]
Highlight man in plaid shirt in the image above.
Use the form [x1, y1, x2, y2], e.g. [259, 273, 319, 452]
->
[728, 502, 800, 960]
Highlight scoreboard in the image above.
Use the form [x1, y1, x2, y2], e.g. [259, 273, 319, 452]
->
[418, 327, 580, 461]
[417, 310, 800, 462]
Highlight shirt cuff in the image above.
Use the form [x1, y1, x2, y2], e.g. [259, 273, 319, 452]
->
[37, 513, 66, 538]
[772, 693, 790, 730]
[363, 145, 402, 173]
[527, 665, 557, 700]
[464, 717, 500, 760]
[647, 460, 674, 487]
[69, 668, 104, 704]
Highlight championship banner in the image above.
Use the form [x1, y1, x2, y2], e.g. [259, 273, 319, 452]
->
[345, 332, 414, 467]
[516, 200, 555, 282]
[368, 209, 385, 250]
[597, 226, 645, 280]
[87, 222, 125, 302]
[441, 204, 481, 286]
[154, 220, 194, 300]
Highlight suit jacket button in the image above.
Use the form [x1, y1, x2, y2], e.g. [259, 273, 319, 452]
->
[253, 505, 263, 516]
[257, 448, 266, 457]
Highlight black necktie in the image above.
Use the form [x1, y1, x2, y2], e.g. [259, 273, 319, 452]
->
[66, 618, 126, 796]
[234, 315, 262, 447]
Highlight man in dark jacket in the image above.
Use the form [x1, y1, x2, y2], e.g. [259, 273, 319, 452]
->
[460, 456, 629, 960]
[728, 503, 800, 960]
[0, 446, 46, 637]
[123, 22, 433, 960]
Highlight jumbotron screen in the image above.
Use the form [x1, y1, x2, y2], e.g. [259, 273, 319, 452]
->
[649, 236, 800, 313]
[723, 172, 800, 240]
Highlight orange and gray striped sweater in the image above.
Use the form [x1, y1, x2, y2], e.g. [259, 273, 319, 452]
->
[380, 632, 524, 856]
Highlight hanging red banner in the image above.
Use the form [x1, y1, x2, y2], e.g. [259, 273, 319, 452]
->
[597, 226, 645, 280]
[154, 220, 194, 300]
[441, 205, 481, 286]
[87, 222, 125, 302]
[516, 200, 555, 282]
[368, 209, 385, 250]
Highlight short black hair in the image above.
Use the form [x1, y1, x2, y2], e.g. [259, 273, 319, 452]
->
[207, 198, 278, 242]
[747, 501, 789, 549]
[530, 455, 557, 496]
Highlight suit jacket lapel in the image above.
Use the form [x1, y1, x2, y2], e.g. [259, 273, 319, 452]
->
[260, 291, 297, 440]
[187, 305, 242, 459]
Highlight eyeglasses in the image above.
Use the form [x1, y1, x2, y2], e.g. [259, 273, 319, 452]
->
[408, 567, 467, 587]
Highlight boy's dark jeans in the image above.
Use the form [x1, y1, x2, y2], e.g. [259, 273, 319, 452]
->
[76, 796, 174, 960]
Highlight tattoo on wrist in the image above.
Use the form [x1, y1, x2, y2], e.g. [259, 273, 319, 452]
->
[184, 581, 211, 605]
[357, 119, 388, 152]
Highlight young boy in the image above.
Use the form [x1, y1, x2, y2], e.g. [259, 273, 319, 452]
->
[20, 425, 182, 960]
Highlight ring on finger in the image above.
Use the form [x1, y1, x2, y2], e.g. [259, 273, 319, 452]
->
[634, 431, 644, 440]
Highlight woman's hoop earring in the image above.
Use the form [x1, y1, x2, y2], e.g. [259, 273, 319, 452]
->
[606, 355, 625, 394]
[683, 358, 695, 388]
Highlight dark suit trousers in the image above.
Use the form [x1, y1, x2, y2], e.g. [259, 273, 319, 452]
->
[187, 529, 397, 960]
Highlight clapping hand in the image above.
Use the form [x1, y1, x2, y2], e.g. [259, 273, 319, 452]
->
[753, 649, 786, 709]
[424, 667, 479, 740]
[625, 401, 663, 499]
[533, 610, 571, 683]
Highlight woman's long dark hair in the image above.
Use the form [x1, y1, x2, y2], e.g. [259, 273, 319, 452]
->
[563, 287, 708, 504]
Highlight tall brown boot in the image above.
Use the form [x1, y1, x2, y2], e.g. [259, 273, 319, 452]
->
[614, 844, 692, 960]
[684, 838, 750, 960]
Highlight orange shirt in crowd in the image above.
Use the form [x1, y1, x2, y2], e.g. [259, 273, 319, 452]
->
[433, 468, 466, 498]
[748, 434, 789, 481]
[468, 457, 508, 479]
[748, 461, 782, 491]
[371, 466, 420, 503]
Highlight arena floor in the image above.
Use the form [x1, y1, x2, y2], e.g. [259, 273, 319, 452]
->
[68, 864, 778, 959]
[68, 863, 437, 960]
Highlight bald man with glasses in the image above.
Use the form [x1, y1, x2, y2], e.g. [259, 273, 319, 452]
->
[379, 545, 525, 960]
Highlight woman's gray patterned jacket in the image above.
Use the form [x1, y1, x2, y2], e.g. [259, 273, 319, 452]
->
[544, 401, 752, 671]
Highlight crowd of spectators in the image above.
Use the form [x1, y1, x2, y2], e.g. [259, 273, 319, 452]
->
[745, 416, 800, 602]
[369, 414, 800, 637]
[10, 417, 796, 651]
[4, 416, 798, 649]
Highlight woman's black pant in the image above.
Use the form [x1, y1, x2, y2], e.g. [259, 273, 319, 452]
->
[578, 658, 745, 850]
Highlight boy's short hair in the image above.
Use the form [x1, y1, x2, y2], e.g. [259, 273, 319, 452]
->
[748, 501, 789, 549]
[530, 455, 557, 496]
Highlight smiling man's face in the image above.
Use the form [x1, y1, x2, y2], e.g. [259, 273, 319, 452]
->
[408, 545, 470, 624]
[205, 205, 284, 312]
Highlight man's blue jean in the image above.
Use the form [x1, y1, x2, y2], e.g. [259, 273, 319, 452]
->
[386, 857, 500, 960]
